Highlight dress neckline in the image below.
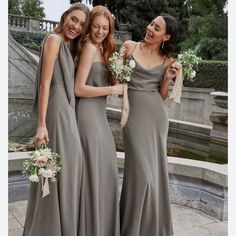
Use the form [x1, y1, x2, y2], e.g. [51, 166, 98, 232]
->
[130, 55, 164, 71]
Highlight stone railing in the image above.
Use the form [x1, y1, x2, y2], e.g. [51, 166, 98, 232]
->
[8, 14, 58, 32]
[8, 14, 132, 42]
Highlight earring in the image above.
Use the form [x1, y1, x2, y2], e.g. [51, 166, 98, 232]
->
[161, 41, 165, 49]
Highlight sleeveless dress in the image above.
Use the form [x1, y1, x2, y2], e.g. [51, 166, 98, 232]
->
[23, 34, 84, 236]
[75, 62, 120, 236]
[120, 52, 173, 236]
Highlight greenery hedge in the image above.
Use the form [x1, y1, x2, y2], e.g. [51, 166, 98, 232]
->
[10, 31, 228, 92]
[10, 30, 46, 52]
[183, 60, 228, 92]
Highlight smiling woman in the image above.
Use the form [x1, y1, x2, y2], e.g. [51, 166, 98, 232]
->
[119, 13, 179, 236]
[22, 3, 91, 236]
[74, 5, 122, 236]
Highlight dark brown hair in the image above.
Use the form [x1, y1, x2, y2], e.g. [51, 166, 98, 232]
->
[159, 13, 179, 56]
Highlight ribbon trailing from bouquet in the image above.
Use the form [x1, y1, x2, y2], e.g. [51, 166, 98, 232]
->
[169, 64, 183, 103]
[41, 176, 50, 198]
[120, 83, 129, 128]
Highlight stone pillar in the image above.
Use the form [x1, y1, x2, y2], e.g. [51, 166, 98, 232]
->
[28, 18, 41, 32]
[209, 92, 228, 163]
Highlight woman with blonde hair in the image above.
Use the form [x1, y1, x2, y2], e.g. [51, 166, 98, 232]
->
[23, 3, 90, 236]
[75, 5, 122, 236]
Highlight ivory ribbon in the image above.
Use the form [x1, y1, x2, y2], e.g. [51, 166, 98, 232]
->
[120, 83, 129, 128]
[169, 65, 183, 103]
[41, 177, 50, 198]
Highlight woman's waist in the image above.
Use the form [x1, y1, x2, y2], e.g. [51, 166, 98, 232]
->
[76, 96, 107, 106]
[128, 87, 160, 93]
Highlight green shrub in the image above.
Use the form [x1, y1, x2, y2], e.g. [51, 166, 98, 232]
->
[10, 30, 46, 51]
[183, 60, 228, 91]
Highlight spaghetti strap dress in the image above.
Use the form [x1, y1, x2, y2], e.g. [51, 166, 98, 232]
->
[23, 34, 84, 236]
[75, 62, 120, 236]
[120, 47, 173, 236]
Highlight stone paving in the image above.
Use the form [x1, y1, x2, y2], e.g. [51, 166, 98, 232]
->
[9, 200, 227, 236]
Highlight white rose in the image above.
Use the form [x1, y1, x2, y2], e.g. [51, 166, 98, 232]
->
[33, 150, 40, 158]
[38, 168, 45, 176]
[129, 60, 136, 69]
[42, 169, 53, 178]
[125, 76, 131, 82]
[190, 70, 196, 78]
[29, 174, 39, 182]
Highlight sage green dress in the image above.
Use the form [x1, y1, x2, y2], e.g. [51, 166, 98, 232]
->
[120, 54, 173, 236]
[23, 34, 84, 236]
[75, 62, 120, 236]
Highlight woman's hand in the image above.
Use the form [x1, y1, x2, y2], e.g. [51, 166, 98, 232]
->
[164, 61, 182, 82]
[35, 125, 49, 148]
[111, 84, 124, 95]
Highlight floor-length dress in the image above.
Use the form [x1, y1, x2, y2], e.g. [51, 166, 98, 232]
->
[120, 54, 173, 236]
[23, 34, 84, 236]
[76, 62, 120, 236]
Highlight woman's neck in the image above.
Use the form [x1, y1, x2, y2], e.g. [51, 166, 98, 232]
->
[59, 32, 71, 46]
[141, 41, 161, 55]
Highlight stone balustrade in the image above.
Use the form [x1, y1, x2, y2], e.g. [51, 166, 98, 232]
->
[8, 14, 58, 32]
[8, 14, 132, 42]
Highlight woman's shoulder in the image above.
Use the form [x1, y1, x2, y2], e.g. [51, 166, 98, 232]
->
[83, 41, 97, 52]
[122, 40, 137, 58]
[43, 34, 62, 52]
[123, 40, 137, 50]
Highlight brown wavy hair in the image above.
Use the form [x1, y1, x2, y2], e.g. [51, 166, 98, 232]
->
[54, 3, 90, 60]
[83, 5, 116, 64]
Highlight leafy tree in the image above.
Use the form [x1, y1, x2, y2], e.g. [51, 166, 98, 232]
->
[92, 0, 126, 29]
[119, 0, 171, 40]
[9, 0, 21, 15]
[184, 0, 227, 60]
[116, 0, 227, 60]
[21, 0, 45, 18]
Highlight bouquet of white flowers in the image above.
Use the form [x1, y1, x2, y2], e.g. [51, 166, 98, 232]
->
[108, 47, 136, 128]
[108, 49, 136, 83]
[176, 49, 202, 81]
[169, 49, 201, 103]
[22, 144, 61, 197]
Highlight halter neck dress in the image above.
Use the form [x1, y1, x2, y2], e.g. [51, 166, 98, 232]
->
[23, 34, 84, 236]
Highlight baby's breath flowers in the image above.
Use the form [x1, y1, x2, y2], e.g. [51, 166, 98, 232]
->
[176, 49, 202, 81]
[108, 47, 135, 83]
[108, 46, 136, 128]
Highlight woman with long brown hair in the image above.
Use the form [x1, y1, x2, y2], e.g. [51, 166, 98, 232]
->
[23, 3, 90, 236]
[74, 5, 122, 236]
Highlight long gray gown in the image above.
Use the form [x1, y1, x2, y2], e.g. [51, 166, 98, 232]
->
[120, 53, 173, 236]
[75, 62, 120, 236]
[23, 34, 84, 236]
